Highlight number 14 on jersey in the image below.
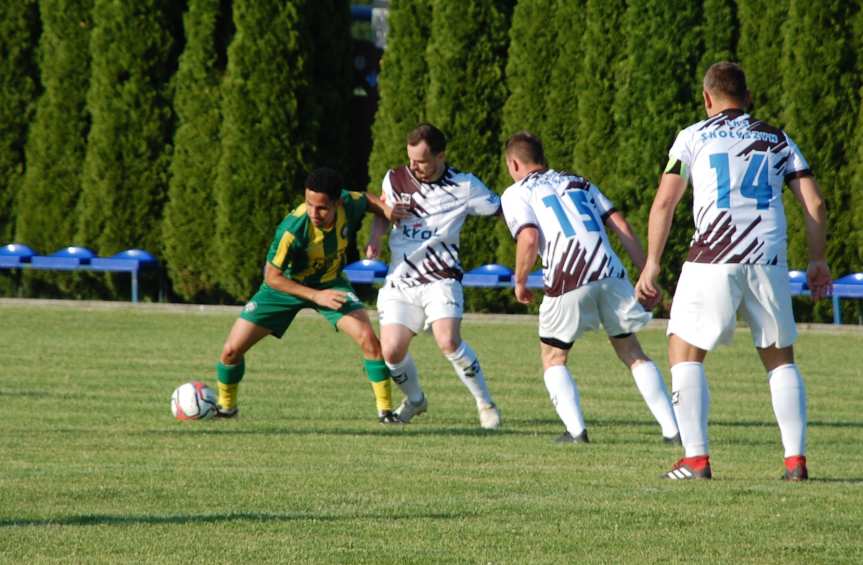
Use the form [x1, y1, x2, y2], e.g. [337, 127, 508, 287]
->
[709, 152, 772, 210]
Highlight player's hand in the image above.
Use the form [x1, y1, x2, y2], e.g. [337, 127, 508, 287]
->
[387, 202, 410, 222]
[807, 259, 832, 300]
[514, 282, 533, 304]
[314, 289, 347, 310]
[635, 260, 662, 309]
[365, 241, 380, 259]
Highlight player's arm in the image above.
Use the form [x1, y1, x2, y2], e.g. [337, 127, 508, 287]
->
[263, 263, 346, 310]
[635, 171, 688, 306]
[787, 175, 832, 299]
[467, 175, 503, 217]
[365, 192, 409, 222]
[364, 192, 406, 259]
[514, 226, 540, 304]
[604, 211, 646, 272]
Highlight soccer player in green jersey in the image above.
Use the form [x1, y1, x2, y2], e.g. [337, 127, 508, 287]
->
[214, 167, 408, 423]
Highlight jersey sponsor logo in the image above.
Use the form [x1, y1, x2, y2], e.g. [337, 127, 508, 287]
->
[244, 301, 257, 312]
[401, 222, 440, 240]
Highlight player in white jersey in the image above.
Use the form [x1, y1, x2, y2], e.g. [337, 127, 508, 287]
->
[501, 132, 679, 444]
[367, 123, 502, 429]
[636, 62, 832, 480]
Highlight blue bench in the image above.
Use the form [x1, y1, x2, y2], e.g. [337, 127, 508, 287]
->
[343, 261, 516, 288]
[830, 273, 863, 324]
[343, 261, 862, 325]
[0, 244, 160, 303]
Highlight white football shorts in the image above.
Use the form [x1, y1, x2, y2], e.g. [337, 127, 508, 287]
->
[376, 278, 464, 334]
[539, 277, 651, 346]
[668, 262, 797, 350]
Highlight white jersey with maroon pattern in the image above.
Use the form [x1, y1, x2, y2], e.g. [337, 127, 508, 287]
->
[382, 165, 500, 289]
[668, 109, 812, 266]
[501, 169, 626, 297]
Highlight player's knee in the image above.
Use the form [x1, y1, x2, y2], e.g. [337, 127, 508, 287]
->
[381, 344, 402, 364]
[220, 344, 243, 366]
[435, 335, 460, 356]
[381, 340, 407, 364]
[357, 327, 381, 358]
[609, 334, 646, 366]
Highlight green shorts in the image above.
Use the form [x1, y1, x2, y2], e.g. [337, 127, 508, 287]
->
[240, 281, 364, 338]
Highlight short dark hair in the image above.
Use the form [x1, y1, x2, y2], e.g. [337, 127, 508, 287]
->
[505, 131, 546, 166]
[703, 62, 748, 103]
[406, 123, 447, 154]
[305, 167, 343, 201]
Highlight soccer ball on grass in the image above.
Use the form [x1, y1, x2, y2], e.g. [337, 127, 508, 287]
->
[170, 381, 217, 420]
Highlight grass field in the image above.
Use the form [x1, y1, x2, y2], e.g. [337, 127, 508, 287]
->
[1, 300, 862, 564]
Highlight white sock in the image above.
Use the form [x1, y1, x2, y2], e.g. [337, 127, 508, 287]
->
[543, 365, 586, 436]
[670, 362, 710, 457]
[445, 341, 494, 408]
[631, 360, 679, 439]
[386, 353, 424, 404]
[768, 363, 807, 458]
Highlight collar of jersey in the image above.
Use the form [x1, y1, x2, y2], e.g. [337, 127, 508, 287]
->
[409, 165, 454, 187]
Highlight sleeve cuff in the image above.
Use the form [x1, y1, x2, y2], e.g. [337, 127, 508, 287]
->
[514, 223, 539, 239]
[784, 169, 813, 183]
[600, 208, 617, 223]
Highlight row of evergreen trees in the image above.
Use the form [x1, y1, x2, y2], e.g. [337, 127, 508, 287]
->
[369, 0, 863, 321]
[2, 0, 351, 301]
[2, 1, 862, 321]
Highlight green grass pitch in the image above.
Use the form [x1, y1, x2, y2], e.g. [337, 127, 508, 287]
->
[1, 301, 862, 563]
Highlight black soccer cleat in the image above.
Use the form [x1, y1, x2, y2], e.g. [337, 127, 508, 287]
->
[555, 429, 589, 444]
[378, 410, 402, 425]
[215, 405, 239, 418]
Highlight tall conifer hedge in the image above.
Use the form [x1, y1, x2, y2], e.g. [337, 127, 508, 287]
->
[542, 0, 584, 172]
[76, 0, 182, 257]
[17, 0, 92, 257]
[496, 0, 560, 268]
[696, 0, 737, 84]
[214, 0, 311, 300]
[0, 0, 40, 244]
[304, 1, 353, 177]
[500, 0, 559, 178]
[367, 1, 433, 192]
[162, 0, 230, 301]
[573, 0, 625, 189]
[781, 0, 860, 320]
[425, 0, 513, 273]
[737, 0, 789, 124]
[611, 0, 702, 297]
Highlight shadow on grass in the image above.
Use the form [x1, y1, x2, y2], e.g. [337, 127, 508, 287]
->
[138, 426, 546, 438]
[0, 509, 477, 529]
[593, 418, 862, 429]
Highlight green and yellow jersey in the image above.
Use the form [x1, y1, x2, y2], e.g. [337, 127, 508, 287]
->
[265, 190, 368, 289]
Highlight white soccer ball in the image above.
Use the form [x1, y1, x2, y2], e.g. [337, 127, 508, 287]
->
[171, 381, 218, 420]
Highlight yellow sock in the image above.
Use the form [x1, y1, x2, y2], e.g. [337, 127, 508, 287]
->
[217, 382, 238, 410]
[371, 379, 393, 413]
